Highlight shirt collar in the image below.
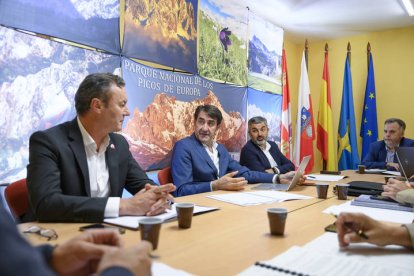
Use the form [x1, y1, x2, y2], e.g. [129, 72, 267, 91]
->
[202, 141, 218, 151]
[253, 140, 270, 151]
[77, 117, 110, 150]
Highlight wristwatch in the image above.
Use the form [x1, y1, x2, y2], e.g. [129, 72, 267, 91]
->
[272, 166, 280, 174]
[275, 174, 281, 184]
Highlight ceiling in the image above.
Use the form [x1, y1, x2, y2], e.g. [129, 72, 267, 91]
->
[245, 0, 414, 43]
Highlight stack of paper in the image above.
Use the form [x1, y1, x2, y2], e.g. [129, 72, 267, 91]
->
[351, 195, 413, 212]
[239, 232, 414, 276]
[206, 191, 312, 206]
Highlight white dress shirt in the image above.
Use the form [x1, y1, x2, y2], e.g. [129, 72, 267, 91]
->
[262, 141, 278, 168]
[203, 142, 219, 191]
[77, 117, 120, 217]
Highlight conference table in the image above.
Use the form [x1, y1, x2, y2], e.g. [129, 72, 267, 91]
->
[19, 171, 389, 275]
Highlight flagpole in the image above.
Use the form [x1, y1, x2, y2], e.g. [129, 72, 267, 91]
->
[322, 42, 329, 171]
[347, 42, 351, 67]
[305, 39, 309, 71]
[367, 42, 371, 71]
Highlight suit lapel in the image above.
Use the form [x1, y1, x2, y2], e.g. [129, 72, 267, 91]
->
[252, 141, 271, 168]
[106, 135, 119, 196]
[217, 146, 228, 177]
[191, 134, 219, 178]
[68, 119, 91, 196]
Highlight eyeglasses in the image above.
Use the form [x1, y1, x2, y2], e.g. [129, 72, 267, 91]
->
[23, 225, 58, 241]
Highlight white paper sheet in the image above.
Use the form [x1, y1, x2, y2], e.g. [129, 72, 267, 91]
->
[382, 170, 401, 176]
[323, 201, 414, 224]
[104, 205, 218, 229]
[365, 169, 386, 173]
[305, 174, 346, 181]
[304, 233, 414, 272]
[206, 191, 312, 206]
[239, 233, 414, 276]
[153, 262, 193, 276]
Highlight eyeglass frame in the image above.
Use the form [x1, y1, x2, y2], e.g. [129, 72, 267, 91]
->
[23, 225, 58, 241]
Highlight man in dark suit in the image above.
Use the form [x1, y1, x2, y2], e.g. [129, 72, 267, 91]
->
[26, 73, 175, 222]
[171, 105, 299, 197]
[0, 197, 152, 276]
[240, 116, 295, 174]
[362, 118, 414, 170]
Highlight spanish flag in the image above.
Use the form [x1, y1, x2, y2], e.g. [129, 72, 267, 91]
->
[317, 51, 337, 170]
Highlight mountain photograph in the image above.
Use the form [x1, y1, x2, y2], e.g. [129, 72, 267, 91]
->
[0, 0, 120, 53]
[123, 0, 198, 73]
[123, 91, 246, 170]
[0, 26, 120, 182]
[247, 13, 283, 94]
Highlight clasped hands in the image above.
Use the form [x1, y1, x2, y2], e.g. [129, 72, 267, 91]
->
[51, 229, 152, 276]
[120, 183, 176, 216]
[382, 177, 413, 200]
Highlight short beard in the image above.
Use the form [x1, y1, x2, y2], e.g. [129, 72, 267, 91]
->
[253, 139, 266, 148]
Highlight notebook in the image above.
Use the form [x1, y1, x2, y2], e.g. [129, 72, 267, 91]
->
[396, 147, 414, 180]
[252, 155, 311, 191]
[351, 194, 413, 212]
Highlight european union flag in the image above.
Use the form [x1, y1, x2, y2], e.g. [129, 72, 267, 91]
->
[338, 56, 360, 170]
[360, 53, 378, 160]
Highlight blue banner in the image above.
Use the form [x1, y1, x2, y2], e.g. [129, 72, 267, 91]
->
[121, 57, 247, 170]
[338, 56, 360, 170]
[0, 0, 120, 53]
[360, 53, 378, 160]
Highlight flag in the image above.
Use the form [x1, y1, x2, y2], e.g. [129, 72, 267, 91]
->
[337, 56, 360, 170]
[317, 51, 336, 171]
[280, 49, 292, 160]
[293, 51, 314, 173]
[360, 53, 378, 160]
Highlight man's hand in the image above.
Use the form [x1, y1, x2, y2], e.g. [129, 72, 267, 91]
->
[119, 183, 176, 216]
[279, 171, 305, 185]
[386, 162, 400, 171]
[51, 229, 123, 275]
[382, 178, 411, 200]
[212, 171, 247, 191]
[336, 212, 411, 248]
[97, 241, 152, 276]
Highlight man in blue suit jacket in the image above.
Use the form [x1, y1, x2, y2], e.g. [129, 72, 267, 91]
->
[0, 197, 152, 276]
[240, 116, 295, 174]
[26, 73, 175, 222]
[171, 105, 298, 197]
[362, 118, 414, 170]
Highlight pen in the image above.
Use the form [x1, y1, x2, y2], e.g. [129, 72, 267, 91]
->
[307, 176, 316, 179]
[330, 214, 369, 240]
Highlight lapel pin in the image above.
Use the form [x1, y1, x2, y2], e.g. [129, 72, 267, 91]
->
[110, 144, 115, 149]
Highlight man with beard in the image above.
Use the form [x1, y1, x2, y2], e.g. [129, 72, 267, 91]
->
[362, 118, 414, 170]
[240, 116, 295, 174]
[171, 105, 299, 197]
